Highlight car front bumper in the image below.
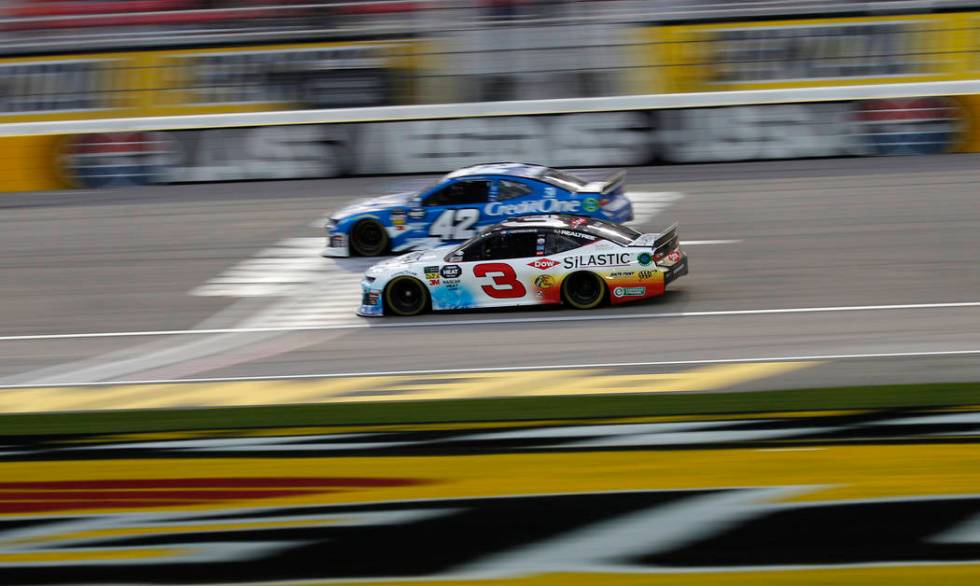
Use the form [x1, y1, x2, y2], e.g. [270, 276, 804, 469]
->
[356, 281, 384, 317]
[321, 233, 350, 258]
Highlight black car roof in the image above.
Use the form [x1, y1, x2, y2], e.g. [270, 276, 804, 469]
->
[487, 215, 642, 245]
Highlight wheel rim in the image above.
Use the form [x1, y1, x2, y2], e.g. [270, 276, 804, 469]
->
[352, 221, 387, 256]
[564, 273, 603, 309]
[387, 278, 426, 316]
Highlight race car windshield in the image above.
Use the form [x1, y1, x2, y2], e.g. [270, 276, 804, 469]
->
[573, 217, 642, 245]
[540, 169, 587, 190]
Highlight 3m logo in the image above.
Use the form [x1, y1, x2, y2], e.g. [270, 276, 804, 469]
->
[528, 258, 559, 270]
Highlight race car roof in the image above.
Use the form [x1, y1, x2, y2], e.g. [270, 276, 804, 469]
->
[493, 215, 642, 244]
[445, 162, 549, 181]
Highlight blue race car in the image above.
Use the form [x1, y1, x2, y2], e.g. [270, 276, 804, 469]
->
[321, 162, 634, 257]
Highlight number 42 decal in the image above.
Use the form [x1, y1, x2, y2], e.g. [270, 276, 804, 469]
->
[429, 209, 479, 240]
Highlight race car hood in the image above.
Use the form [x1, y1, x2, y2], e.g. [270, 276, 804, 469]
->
[332, 192, 416, 219]
[365, 245, 457, 277]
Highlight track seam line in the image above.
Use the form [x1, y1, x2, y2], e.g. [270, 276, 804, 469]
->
[1, 301, 978, 342]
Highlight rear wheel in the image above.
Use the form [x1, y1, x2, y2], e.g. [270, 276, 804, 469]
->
[384, 276, 429, 316]
[350, 219, 389, 256]
[561, 271, 605, 310]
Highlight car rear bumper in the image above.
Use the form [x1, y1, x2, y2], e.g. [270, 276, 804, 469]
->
[664, 253, 689, 286]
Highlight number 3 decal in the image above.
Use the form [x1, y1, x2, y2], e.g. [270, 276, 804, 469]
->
[473, 263, 527, 299]
[429, 209, 479, 240]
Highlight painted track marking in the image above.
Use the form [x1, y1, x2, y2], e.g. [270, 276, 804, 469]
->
[1, 301, 977, 342]
[0, 362, 815, 412]
[0, 349, 975, 390]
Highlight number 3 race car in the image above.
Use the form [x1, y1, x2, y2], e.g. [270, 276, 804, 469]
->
[323, 162, 634, 257]
[358, 215, 688, 317]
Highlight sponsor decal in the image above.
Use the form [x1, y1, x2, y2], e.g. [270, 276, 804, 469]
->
[534, 274, 556, 289]
[637, 252, 653, 266]
[638, 269, 655, 280]
[440, 265, 462, 279]
[429, 279, 440, 286]
[408, 208, 426, 219]
[663, 249, 682, 265]
[855, 97, 960, 156]
[363, 290, 381, 305]
[0, 59, 116, 114]
[442, 278, 461, 289]
[536, 235, 546, 256]
[558, 229, 597, 240]
[391, 209, 407, 226]
[330, 234, 346, 248]
[608, 270, 635, 279]
[697, 22, 929, 86]
[60, 131, 174, 188]
[563, 253, 631, 269]
[544, 186, 557, 197]
[582, 197, 600, 213]
[528, 258, 560, 270]
[613, 286, 647, 298]
[658, 103, 862, 163]
[485, 199, 581, 216]
[175, 45, 394, 108]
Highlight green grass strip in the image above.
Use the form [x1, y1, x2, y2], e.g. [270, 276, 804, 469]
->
[0, 381, 977, 436]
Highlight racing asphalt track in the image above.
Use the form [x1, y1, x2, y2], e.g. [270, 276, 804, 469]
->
[0, 154, 978, 398]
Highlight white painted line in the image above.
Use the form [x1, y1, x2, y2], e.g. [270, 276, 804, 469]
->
[0, 301, 977, 342]
[0, 348, 977, 390]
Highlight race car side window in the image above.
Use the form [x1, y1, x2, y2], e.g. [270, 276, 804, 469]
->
[461, 231, 538, 261]
[496, 179, 534, 201]
[544, 232, 587, 255]
[482, 231, 539, 260]
[423, 180, 491, 206]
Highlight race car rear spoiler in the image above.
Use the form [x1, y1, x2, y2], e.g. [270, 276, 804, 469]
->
[629, 223, 679, 252]
[577, 169, 626, 195]
[652, 222, 679, 254]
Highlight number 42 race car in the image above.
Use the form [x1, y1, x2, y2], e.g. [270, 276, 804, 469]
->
[358, 215, 688, 317]
[323, 162, 634, 257]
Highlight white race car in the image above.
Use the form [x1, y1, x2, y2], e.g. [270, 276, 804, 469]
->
[357, 215, 687, 317]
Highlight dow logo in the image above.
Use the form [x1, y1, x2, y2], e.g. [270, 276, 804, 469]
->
[528, 258, 559, 270]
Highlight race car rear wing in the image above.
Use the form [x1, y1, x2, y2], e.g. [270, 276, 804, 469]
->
[577, 169, 626, 195]
[629, 223, 679, 253]
[652, 222, 679, 255]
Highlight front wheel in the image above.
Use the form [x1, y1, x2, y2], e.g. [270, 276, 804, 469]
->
[350, 219, 389, 256]
[561, 271, 605, 310]
[384, 276, 429, 316]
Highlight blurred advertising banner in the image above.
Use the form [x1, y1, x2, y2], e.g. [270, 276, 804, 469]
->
[646, 14, 966, 93]
[0, 40, 421, 123]
[45, 96, 968, 190]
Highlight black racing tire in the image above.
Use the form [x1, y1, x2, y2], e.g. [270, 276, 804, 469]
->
[561, 271, 605, 310]
[384, 276, 430, 317]
[350, 219, 389, 256]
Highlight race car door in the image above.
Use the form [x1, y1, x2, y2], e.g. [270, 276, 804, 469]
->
[454, 229, 543, 308]
[420, 179, 492, 244]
